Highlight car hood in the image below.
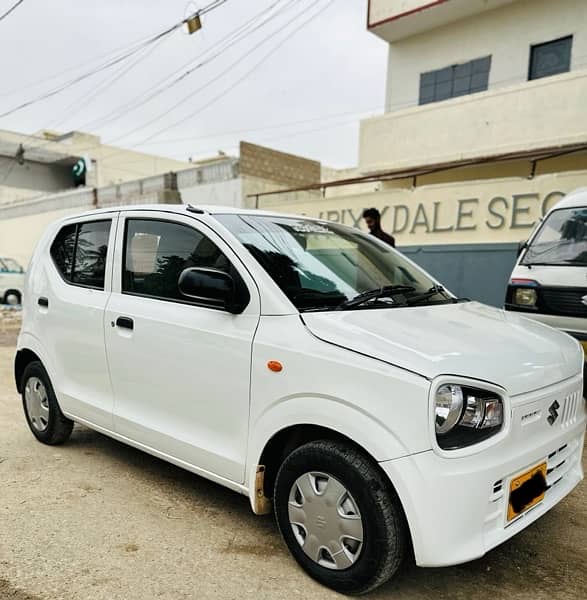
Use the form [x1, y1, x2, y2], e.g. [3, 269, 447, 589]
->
[302, 302, 583, 396]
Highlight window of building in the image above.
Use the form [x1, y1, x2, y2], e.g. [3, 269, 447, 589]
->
[419, 56, 492, 105]
[529, 36, 572, 81]
[50, 220, 111, 289]
[123, 219, 231, 305]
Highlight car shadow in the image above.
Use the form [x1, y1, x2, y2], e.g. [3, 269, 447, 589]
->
[66, 426, 586, 600]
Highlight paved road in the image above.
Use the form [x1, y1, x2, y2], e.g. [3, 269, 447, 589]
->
[0, 339, 585, 600]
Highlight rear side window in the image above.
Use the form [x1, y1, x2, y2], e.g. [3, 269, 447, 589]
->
[72, 221, 111, 288]
[50, 220, 111, 289]
[123, 219, 230, 303]
[50, 224, 77, 281]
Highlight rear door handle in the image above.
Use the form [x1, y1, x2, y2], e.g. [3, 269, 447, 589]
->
[115, 316, 134, 330]
[38, 297, 49, 308]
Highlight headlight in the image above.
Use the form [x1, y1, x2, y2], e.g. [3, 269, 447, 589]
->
[513, 287, 537, 306]
[434, 384, 504, 450]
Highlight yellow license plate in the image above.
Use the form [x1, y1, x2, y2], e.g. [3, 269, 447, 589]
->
[507, 462, 547, 522]
[580, 341, 587, 357]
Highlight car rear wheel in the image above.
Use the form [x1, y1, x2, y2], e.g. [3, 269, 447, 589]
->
[3, 290, 21, 305]
[21, 361, 73, 445]
[274, 440, 407, 595]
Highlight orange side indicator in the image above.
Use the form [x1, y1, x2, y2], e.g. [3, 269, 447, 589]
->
[267, 360, 283, 373]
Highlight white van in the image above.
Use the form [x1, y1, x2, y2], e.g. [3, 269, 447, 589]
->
[506, 189, 587, 391]
[0, 256, 25, 305]
[15, 205, 585, 594]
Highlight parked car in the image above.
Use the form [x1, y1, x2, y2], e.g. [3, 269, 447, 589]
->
[0, 256, 25, 305]
[506, 188, 587, 395]
[15, 205, 585, 594]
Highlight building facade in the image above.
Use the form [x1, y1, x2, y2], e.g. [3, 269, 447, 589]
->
[259, 0, 587, 305]
[0, 141, 321, 267]
[0, 129, 191, 206]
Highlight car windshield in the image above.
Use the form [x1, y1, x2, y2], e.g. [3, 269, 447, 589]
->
[0, 258, 22, 272]
[216, 214, 453, 312]
[523, 207, 587, 267]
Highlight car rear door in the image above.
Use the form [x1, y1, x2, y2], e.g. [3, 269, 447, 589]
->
[34, 213, 118, 429]
[104, 210, 260, 484]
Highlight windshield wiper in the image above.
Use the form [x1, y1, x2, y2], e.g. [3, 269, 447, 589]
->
[404, 285, 451, 305]
[336, 285, 415, 311]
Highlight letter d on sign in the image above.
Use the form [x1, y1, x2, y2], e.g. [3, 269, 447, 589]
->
[393, 206, 409, 234]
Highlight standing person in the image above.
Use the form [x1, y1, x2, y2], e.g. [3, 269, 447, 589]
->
[362, 208, 396, 248]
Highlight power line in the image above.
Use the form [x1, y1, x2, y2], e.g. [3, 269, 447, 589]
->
[139, 106, 381, 146]
[0, 0, 24, 23]
[77, 0, 300, 133]
[17, 0, 302, 155]
[0, 0, 229, 119]
[108, 0, 326, 145]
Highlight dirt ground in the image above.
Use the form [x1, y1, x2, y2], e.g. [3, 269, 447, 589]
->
[0, 334, 585, 600]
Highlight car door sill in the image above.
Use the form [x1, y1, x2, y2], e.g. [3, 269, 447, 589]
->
[63, 412, 249, 496]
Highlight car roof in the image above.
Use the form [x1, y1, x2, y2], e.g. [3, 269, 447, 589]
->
[550, 188, 587, 212]
[68, 203, 319, 222]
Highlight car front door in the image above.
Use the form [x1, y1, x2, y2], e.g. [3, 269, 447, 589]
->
[104, 211, 260, 484]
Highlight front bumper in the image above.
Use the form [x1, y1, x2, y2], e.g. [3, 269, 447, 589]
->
[381, 375, 586, 567]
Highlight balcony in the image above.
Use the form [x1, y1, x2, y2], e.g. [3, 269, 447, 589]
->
[358, 71, 587, 175]
[368, 0, 517, 42]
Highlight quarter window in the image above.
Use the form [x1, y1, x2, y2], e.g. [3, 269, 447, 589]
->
[123, 219, 231, 304]
[419, 56, 491, 105]
[50, 224, 77, 282]
[529, 36, 572, 81]
[50, 220, 111, 289]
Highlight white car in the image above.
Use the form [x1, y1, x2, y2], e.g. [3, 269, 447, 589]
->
[0, 256, 25, 305]
[15, 205, 585, 594]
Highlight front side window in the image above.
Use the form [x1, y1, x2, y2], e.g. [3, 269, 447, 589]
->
[50, 220, 111, 289]
[523, 207, 587, 267]
[419, 56, 491, 105]
[217, 214, 453, 312]
[123, 219, 231, 303]
[529, 36, 572, 81]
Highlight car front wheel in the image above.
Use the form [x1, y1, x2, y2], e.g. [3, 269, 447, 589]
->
[274, 440, 407, 595]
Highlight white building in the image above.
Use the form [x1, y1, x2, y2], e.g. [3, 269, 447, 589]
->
[259, 0, 587, 305]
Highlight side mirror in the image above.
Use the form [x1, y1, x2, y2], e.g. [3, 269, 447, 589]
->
[178, 267, 248, 314]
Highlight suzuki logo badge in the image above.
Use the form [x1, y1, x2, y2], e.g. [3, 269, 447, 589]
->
[582, 295, 587, 307]
[548, 400, 560, 426]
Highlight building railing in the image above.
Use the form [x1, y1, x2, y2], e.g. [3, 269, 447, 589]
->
[176, 159, 239, 189]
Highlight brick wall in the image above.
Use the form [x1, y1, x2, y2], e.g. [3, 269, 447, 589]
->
[239, 142, 321, 188]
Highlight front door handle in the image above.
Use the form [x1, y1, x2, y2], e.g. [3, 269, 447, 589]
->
[38, 297, 49, 308]
[115, 316, 134, 330]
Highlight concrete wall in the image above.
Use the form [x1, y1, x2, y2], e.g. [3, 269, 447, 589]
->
[257, 168, 587, 246]
[403, 242, 519, 307]
[180, 178, 243, 208]
[383, 0, 587, 111]
[361, 70, 587, 173]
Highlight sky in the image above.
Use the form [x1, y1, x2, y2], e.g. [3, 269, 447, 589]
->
[0, 0, 387, 168]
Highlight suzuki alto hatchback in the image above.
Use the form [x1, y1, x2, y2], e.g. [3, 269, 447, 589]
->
[15, 205, 586, 594]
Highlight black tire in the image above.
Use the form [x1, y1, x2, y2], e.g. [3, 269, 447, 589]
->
[21, 361, 73, 445]
[3, 289, 21, 305]
[274, 440, 407, 595]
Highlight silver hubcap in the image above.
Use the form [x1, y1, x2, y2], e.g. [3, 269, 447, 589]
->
[24, 377, 50, 432]
[5, 293, 19, 305]
[287, 471, 364, 570]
